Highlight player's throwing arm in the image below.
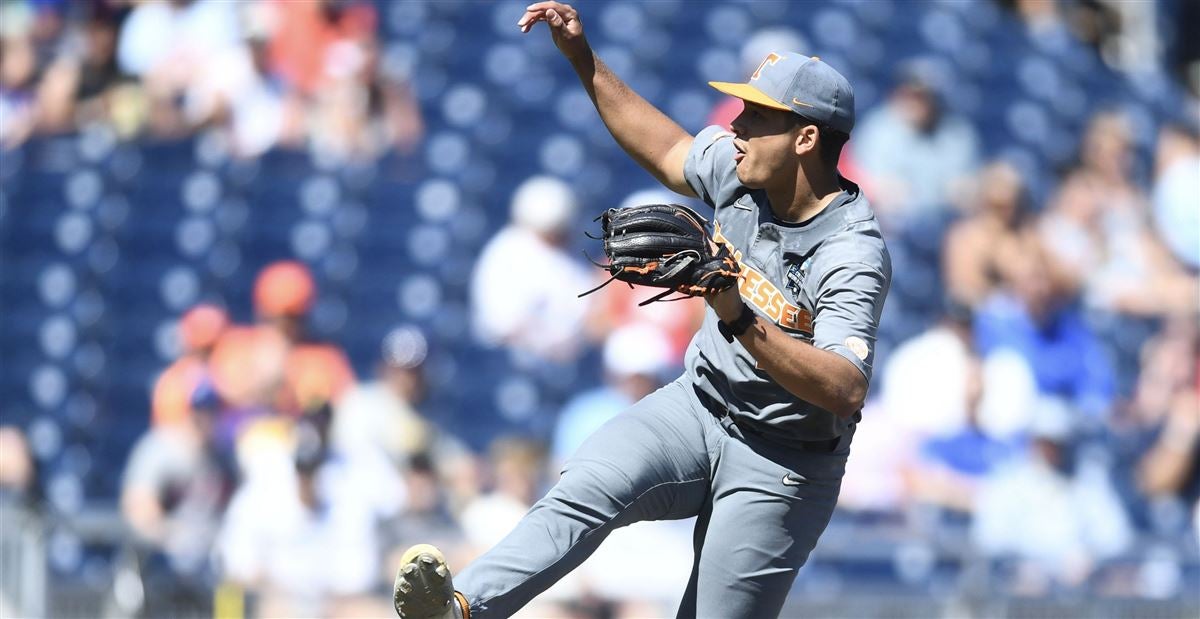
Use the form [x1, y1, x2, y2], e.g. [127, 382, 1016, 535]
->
[519, 2, 696, 195]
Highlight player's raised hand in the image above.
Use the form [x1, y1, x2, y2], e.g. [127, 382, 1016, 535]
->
[518, 2, 588, 61]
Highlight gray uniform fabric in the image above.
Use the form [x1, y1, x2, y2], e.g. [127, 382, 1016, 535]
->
[454, 126, 890, 618]
[684, 124, 891, 444]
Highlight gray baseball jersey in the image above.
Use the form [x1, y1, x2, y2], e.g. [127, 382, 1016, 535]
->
[683, 125, 891, 443]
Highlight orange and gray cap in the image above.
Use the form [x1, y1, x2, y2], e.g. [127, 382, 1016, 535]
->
[709, 53, 855, 134]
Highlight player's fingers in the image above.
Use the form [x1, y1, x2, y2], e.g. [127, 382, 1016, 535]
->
[517, 9, 546, 33]
[517, 9, 540, 28]
[548, 2, 577, 20]
[525, 1, 570, 14]
[527, 2, 578, 23]
[517, 7, 543, 26]
[518, 3, 579, 35]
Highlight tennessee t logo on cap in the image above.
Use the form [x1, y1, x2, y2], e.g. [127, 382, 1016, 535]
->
[751, 53, 782, 81]
[710, 52, 856, 134]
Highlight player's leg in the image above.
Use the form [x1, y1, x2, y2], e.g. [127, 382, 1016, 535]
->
[674, 489, 713, 617]
[679, 426, 850, 619]
[446, 380, 715, 619]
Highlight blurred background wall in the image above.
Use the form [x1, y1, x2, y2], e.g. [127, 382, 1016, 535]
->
[0, 0, 1197, 617]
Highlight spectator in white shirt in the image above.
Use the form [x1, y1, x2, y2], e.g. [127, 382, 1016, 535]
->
[470, 175, 594, 363]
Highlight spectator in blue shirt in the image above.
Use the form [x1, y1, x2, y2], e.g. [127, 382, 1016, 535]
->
[551, 324, 673, 469]
[974, 234, 1116, 420]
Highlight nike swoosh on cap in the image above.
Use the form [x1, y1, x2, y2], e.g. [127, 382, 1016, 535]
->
[792, 98, 815, 108]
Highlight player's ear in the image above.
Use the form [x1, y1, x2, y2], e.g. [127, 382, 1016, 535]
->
[794, 123, 819, 157]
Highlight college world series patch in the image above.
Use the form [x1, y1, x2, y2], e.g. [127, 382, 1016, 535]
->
[785, 258, 810, 298]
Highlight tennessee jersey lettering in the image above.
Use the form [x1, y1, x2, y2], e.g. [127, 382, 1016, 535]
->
[713, 223, 813, 336]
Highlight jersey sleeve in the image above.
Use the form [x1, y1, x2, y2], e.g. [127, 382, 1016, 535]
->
[808, 257, 890, 384]
[684, 125, 742, 208]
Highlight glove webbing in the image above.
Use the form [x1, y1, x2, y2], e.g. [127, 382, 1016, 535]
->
[577, 249, 738, 306]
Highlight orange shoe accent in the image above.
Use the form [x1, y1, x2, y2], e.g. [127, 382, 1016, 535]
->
[453, 591, 470, 619]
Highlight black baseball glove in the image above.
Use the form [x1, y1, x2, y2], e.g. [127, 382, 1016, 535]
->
[579, 203, 741, 305]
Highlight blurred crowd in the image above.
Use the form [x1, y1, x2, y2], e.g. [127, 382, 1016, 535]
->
[0, 0, 422, 157]
[0, 1, 1198, 618]
[842, 86, 1200, 596]
[99, 171, 707, 616]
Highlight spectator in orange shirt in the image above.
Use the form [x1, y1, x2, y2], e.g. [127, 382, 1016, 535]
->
[266, 0, 377, 96]
[253, 260, 356, 416]
[151, 303, 229, 427]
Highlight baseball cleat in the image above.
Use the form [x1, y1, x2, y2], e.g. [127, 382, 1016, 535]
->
[393, 544, 461, 619]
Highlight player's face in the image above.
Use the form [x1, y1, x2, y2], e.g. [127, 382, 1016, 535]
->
[729, 103, 803, 189]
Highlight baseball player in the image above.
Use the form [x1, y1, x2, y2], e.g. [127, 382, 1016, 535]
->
[393, 3, 890, 618]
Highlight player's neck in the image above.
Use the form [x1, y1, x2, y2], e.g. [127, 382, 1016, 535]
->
[767, 169, 842, 224]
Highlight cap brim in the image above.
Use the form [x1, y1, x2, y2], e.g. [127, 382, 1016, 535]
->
[707, 81, 792, 112]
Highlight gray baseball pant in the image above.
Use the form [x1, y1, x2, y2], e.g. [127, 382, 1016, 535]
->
[455, 379, 850, 619]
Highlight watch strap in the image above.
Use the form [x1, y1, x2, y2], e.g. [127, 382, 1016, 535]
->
[718, 302, 756, 342]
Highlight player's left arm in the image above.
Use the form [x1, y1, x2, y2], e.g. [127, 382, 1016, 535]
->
[708, 260, 888, 419]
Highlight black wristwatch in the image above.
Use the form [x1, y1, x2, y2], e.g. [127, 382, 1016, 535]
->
[718, 302, 756, 342]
